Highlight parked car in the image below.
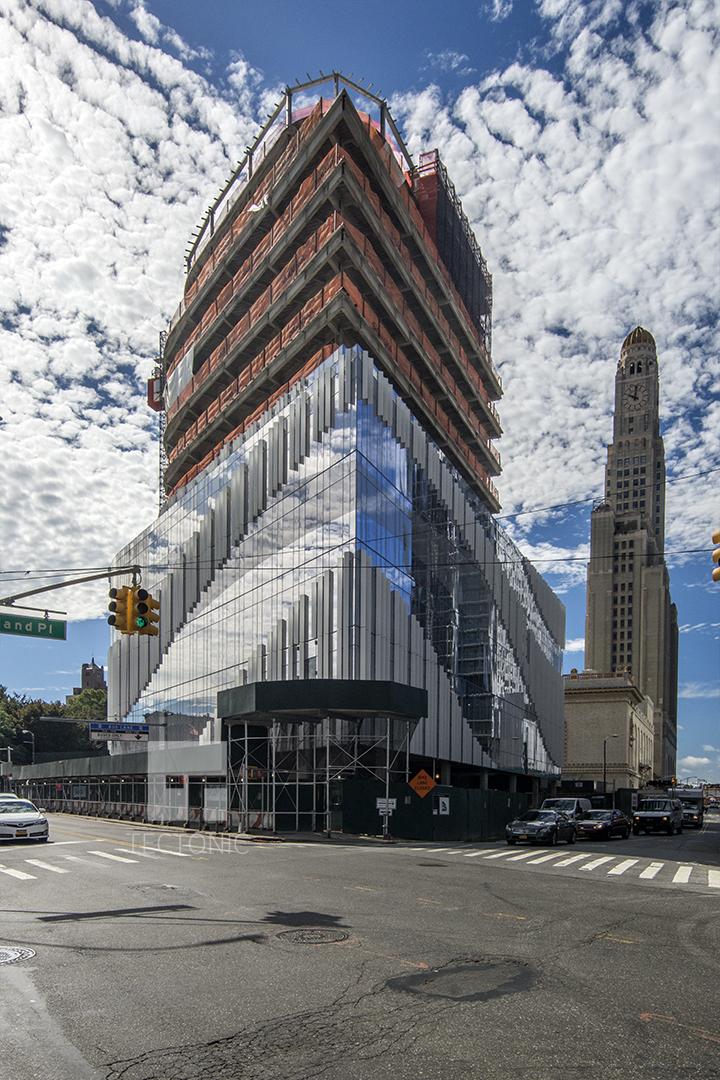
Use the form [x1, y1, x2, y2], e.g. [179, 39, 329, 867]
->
[0, 793, 21, 801]
[576, 809, 632, 840]
[0, 799, 49, 842]
[540, 797, 592, 821]
[632, 797, 683, 835]
[506, 810, 577, 846]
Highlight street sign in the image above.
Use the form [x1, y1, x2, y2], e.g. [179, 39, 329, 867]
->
[90, 723, 149, 742]
[409, 769, 436, 798]
[376, 798, 397, 814]
[0, 614, 66, 640]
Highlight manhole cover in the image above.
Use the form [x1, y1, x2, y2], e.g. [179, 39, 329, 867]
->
[387, 960, 538, 1002]
[276, 929, 350, 944]
[0, 947, 35, 966]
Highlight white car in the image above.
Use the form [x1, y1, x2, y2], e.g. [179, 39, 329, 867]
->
[0, 793, 21, 801]
[0, 799, 49, 841]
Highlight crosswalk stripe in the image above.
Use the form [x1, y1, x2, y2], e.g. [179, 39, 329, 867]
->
[25, 860, 70, 874]
[88, 850, 138, 864]
[505, 850, 544, 862]
[638, 862, 664, 879]
[580, 856, 616, 872]
[147, 847, 193, 858]
[672, 865, 692, 884]
[553, 853, 593, 867]
[115, 848, 163, 859]
[0, 865, 36, 879]
[607, 859, 639, 876]
[526, 852, 571, 865]
[463, 850, 495, 857]
[708, 870, 720, 889]
[483, 851, 516, 860]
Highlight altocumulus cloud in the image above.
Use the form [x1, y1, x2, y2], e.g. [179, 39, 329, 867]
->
[0, 0, 717, 618]
[0, 0, 262, 616]
[394, 0, 719, 585]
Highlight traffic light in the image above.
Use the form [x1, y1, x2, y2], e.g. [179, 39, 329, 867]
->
[713, 529, 720, 583]
[132, 587, 160, 636]
[107, 586, 131, 632]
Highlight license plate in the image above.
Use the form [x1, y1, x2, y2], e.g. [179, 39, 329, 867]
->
[16, 830, 27, 837]
[519, 834, 528, 840]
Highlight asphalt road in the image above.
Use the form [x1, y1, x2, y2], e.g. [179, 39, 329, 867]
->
[1, 812, 719, 1080]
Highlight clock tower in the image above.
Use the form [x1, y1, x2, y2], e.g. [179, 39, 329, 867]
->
[585, 327, 678, 782]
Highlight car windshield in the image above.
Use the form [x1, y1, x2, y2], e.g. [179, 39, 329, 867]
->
[679, 800, 699, 808]
[543, 800, 575, 811]
[0, 801, 37, 814]
[518, 811, 555, 822]
[580, 811, 612, 820]
[638, 800, 672, 811]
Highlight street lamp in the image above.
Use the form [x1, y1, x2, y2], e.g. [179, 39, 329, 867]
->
[21, 730, 35, 765]
[603, 734, 619, 799]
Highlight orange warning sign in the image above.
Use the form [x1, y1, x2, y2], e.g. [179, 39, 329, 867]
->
[409, 769, 436, 798]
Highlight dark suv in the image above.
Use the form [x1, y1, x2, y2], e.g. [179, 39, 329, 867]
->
[633, 798, 684, 835]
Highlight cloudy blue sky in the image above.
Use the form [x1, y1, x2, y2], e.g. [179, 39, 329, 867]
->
[0, 0, 717, 778]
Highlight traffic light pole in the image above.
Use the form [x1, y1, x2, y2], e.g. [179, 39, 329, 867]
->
[0, 566, 141, 612]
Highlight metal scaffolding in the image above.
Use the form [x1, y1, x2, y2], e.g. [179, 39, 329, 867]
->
[226, 717, 417, 837]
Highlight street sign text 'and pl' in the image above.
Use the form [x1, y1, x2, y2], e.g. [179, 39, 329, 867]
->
[90, 723, 149, 742]
[0, 615, 66, 640]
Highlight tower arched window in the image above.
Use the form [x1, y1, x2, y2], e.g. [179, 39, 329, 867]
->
[629, 363, 635, 374]
[637, 362, 642, 373]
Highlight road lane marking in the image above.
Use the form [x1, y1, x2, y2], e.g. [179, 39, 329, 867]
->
[580, 856, 616, 872]
[0, 865, 36, 879]
[607, 859, 639, 876]
[483, 912, 526, 920]
[25, 860, 70, 874]
[672, 865, 692, 884]
[641, 1013, 720, 1045]
[46, 840, 87, 846]
[88, 850, 138, 863]
[483, 851, 516, 860]
[115, 848, 164, 859]
[638, 862, 664, 879]
[525, 852, 571, 865]
[553, 854, 593, 867]
[708, 870, 720, 888]
[140, 847, 193, 858]
[462, 849, 495, 857]
[415, 898, 441, 904]
[505, 850, 545, 862]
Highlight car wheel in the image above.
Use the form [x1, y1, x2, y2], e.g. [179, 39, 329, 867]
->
[632, 827, 639, 835]
[623, 828, 630, 839]
[567, 829, 576, 845]
[667, 822, 675, 836]
[550, 831, 558, 846]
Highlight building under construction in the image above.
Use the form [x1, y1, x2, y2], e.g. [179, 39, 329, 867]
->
[97, 74, 565, 837]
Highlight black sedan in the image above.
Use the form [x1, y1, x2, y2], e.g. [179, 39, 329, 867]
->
[505, 810, 576, 846]
[576, 809, 632, 840]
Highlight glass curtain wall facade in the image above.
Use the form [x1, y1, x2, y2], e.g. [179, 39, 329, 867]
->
[110, 346, 565, 784]
[105, 75, 566, 826]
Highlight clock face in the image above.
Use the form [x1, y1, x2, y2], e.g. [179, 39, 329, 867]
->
[622, 382, 649, 411]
